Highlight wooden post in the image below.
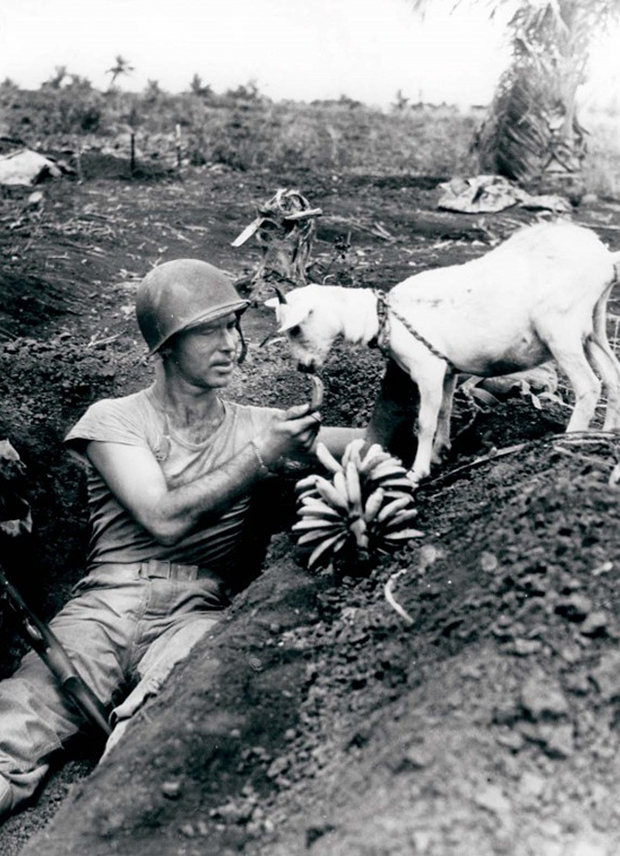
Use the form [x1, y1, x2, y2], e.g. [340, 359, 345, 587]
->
[175, 123, 182, 170]
[75, 148, 83, 184]
[130, 132, 136, 176]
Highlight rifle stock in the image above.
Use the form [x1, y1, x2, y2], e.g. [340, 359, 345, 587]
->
[0, 565, 111, 737]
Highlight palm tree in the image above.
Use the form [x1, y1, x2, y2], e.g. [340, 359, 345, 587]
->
[105, 55, 135, 90]
[411, 1, 620, 198]
[189, 74, 212, 98]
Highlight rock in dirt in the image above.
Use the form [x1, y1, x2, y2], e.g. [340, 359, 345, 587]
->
[520, 674, 570, 721]
[555, 593, 594, 622]
[590, 652, 620, 702]
[536, 722, 575, 759]
[580, 610, 609, 638]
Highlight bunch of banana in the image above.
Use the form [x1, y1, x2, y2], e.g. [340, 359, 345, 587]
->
[293, 439, 423, 571]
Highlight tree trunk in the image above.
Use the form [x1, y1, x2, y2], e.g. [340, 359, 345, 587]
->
[474, 0, 588, 204]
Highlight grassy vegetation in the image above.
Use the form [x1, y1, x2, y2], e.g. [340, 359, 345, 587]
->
[580, 107, 620, 200]
[0, 79, 618, 197]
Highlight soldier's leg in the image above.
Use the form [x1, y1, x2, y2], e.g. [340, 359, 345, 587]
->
[104, 577, 226, 757]
[0, 567, 147, 816]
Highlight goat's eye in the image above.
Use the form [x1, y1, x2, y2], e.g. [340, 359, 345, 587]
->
[288, 325, 301, 338]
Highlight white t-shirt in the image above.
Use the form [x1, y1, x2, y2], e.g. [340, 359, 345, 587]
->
[65, 386, 281, 580]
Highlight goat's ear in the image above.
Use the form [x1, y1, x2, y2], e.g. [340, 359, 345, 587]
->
[278, 305, 310, 333]
[264, 297, 279, 309]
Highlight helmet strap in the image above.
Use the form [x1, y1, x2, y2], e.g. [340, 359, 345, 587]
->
[236, 319, 247, 364]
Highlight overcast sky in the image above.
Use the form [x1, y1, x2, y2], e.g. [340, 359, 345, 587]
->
[0, 0, 617, 109]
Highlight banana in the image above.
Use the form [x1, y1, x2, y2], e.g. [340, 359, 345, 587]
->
[295, 474, 319, 494]
[382, 528, 424, 542]
[297, 490, 320, 506]
[309, 375, 324, 410]
[382, 509, 419, 530]
[299, 491, 322, 504]
[298, 500, 346, 520]
[350, 516, 369, 550]
[358, 448, 394, 476]
[344, 461, 363, 518]
[315, 441, 343, 474]
[292, 517, 342, 532]
[363, 487, 385, 524]
[376, 496, 412, 524]
[341, 437, 366, 469]
[299, 494, 341, 510]
[358, 443, 386, 467]
[314, 476, 349, 514]
[374, 477, 415, 492]
[297, 526, 345, 547]
[307, 530, 348, 570]
[333, 470, 350, 506]
[366, 461, 409, 484]
[298, 509, 344, 524]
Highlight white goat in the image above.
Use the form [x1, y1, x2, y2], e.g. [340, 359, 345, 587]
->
[266, 221, 620, 485]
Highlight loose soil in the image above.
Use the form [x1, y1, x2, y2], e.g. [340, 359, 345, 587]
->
[1, 156, 620, 856]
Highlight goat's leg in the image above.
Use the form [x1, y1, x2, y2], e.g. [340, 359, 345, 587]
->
[365, 359, 420, 467]
[432, 372, 457, 464]
[584, 339, 620, 430]
[547, 337, 602, 432]
[587, 294, 620, 430]
[408, 364, 447, 485]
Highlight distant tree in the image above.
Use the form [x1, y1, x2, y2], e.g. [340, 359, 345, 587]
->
[67, 74, 93, 91]
[106, 55, 135, 90]
[337, 94, 362, 109]
[43, 65, 68, 89]
[410, 0, 620, 197]
[144, 79, 163, 102]
[189, 74, 212, 97]
[226, 79, 262, 102]
[393, 89, 410, 111]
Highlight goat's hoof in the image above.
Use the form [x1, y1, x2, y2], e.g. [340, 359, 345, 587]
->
[406, 470, 424, 489]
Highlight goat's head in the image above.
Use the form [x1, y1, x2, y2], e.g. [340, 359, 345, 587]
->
[264, 285, 343, 373]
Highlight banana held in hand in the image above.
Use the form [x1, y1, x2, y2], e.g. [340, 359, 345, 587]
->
[309, 375, 324, 410]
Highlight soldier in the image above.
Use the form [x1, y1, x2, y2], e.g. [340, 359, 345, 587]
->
[0, 258, 360, 818]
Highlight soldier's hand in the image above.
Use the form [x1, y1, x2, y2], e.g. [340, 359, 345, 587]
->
[258, 404, 322, 467]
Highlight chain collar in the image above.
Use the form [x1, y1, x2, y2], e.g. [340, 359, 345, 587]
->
[369, 288, 458, 373]
[368, 289, 390, 354]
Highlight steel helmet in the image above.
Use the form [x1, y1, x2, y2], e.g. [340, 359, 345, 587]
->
[136, 259, 249, 355]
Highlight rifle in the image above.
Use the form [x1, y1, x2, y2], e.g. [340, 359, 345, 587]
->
[0, 563, 111, 738]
